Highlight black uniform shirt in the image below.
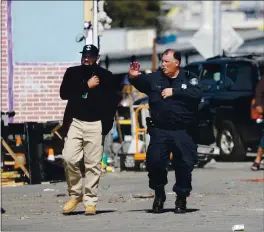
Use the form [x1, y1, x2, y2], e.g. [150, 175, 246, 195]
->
[129, 69, 202, 128]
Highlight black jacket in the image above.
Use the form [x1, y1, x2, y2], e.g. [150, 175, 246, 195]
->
[129, 69, 202, 129]
[60, 64, 122, 135]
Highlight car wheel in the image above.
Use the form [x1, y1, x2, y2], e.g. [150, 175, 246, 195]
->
[217, 121, 246, 161]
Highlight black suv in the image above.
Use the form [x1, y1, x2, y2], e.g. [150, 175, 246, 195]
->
[185, 54, 264, 161]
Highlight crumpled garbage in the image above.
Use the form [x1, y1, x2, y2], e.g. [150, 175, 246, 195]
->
[232, 224, 244, 231]
[43, 188, 55, 192]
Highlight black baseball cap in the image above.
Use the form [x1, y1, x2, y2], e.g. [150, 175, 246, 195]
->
[80, 44, 99, 56]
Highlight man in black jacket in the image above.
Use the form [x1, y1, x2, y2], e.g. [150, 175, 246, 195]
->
[128, 49, 202, 214]
[60, 44, 121, 215]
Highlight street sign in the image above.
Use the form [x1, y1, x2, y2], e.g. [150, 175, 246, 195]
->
[190, 27, 214, 59]
[221, 26, 244, 53]
[190, 26, 244, 58]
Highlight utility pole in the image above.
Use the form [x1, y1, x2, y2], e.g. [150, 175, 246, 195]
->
[213, 1, 222, 56]
[84, 0, 93, 45]
[202, 1, 222, 57]
[202, 1, 213, 29]
[93, 0, 98, 48]
[83, 0, 99, 48]
[83, 0, 112, 49]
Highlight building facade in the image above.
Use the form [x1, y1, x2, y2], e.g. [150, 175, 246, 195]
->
[1, 0, 156, 123]
[1, 1, 83, 122]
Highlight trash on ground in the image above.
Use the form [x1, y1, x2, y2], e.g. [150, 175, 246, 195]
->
[167, 192, 175, 195]
[56, 193, 66, 197]
[232, 224, 244, 231]
[56, 200, 64, 203]
[43, 188, 55, 192]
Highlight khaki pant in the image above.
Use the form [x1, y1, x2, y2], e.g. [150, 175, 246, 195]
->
[62, 118, 103, 206]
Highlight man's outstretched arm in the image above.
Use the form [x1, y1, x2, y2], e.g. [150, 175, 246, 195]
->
[128, 62, 151, 94]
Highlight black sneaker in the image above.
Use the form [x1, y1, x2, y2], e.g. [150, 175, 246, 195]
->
[174, 196, 187, 214]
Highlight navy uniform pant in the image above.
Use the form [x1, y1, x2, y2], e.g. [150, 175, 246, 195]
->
[146, 128, 198, 197]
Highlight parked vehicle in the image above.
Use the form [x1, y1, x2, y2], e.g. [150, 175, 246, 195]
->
[184, 54, 264, 161]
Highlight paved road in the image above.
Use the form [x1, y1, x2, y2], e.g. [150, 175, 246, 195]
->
[1, 162, 264, 232]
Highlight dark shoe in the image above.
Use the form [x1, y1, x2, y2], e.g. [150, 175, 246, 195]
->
[174, 196, 187, 214]
[251, 162, 260, 171]
[152, 187, 166, 213]
[1, 208, 5, 214]
[152, 197, 165, 213]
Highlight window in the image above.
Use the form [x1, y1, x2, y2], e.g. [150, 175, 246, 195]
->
[185, 64, 202, 78]
[226, 62, 253, 91]
[200, 64, 222, 91]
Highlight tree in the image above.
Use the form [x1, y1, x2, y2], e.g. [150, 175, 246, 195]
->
[104, 0, 164, 35]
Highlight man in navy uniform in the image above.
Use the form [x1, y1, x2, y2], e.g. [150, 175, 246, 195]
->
[128, 49, 202, 213]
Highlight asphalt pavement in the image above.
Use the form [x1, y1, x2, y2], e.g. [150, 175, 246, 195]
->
[1, 161, 264, 232]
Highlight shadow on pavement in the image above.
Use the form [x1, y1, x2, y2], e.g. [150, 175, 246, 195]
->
[63, 210, 117, 216]
[128, 208, 200, 213]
